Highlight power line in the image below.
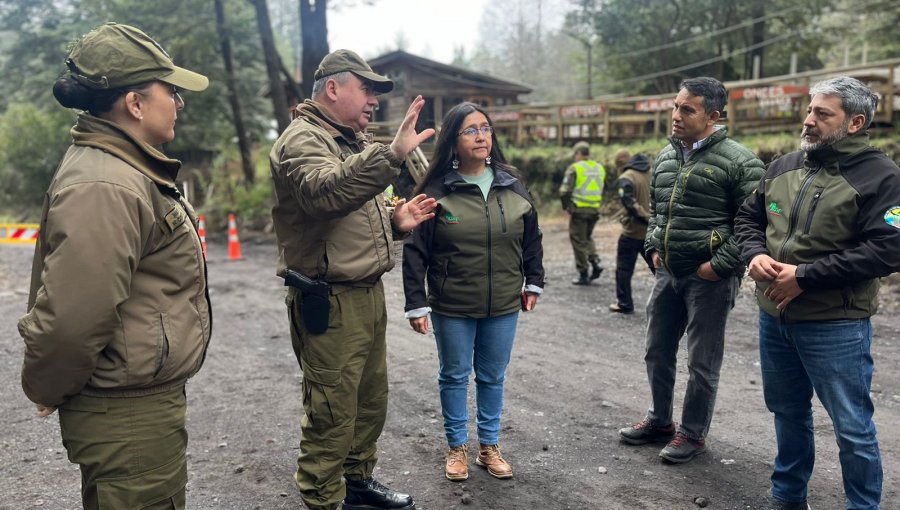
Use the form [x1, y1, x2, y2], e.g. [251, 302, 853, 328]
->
[596, 0, 900, 87]
[604, 4, 805, 61]
[613, 28, 810, 86]
[597, 0, 898, 63]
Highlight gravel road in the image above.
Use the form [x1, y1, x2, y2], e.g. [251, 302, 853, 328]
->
[1, 219, 898, 510]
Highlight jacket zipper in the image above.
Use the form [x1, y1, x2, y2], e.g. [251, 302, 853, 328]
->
[484, 189, 493, 316]
[663, 164, 694, 269]
[778, 165, 820, 261]
[802, 187, 824, 235]
[169, 189, 214, 367]
[777, 164, 820, 321]
[497, 194, 507, 233]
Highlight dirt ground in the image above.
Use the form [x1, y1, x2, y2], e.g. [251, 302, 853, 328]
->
[1, 218, 898, 510]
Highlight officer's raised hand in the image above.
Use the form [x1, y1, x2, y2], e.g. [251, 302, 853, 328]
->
[390, 95, 435, 160]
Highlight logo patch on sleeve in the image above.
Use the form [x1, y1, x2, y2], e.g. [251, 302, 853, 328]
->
[885, 205, 900, 229]
[164, 207, 186, 232]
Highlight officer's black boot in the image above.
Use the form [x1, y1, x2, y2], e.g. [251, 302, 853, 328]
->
[343, 478, 416, 510]
[571, 271, 591, 285]
[589, 259, 604, 280]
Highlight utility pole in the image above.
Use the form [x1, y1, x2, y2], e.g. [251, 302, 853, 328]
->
[586, 42, 593, 100]
[568, 33, 595, 100]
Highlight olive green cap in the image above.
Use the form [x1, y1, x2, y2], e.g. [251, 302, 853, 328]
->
[65, 23, 209, 91]
[314, 49, 393, 94]
[572, 141, 591, 155]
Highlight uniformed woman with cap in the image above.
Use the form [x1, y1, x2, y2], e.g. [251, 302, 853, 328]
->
[18, 23, 211, 509]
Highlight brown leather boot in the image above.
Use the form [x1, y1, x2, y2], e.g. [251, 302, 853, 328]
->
[445, 445, 468, 481]
[476, 444, 512, 479]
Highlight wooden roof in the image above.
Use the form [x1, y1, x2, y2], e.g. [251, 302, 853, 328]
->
[368, 50, 532, 95]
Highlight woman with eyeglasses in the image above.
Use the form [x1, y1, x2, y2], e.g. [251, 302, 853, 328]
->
[402, 102, 544, 482]
[19, 23, 210, 509]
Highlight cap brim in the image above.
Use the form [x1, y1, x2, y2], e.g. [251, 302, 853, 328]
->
[352, 70, 393, 94]
[159, 66, 209, 92]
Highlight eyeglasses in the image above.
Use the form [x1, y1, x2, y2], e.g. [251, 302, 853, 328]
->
[458, 125, 493, 137]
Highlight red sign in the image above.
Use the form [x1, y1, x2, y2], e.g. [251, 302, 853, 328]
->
[730, 85, 808, 100]
[635, 98, 675, 112]
[490, 111, 521, 122]
[560, 104, 606, 118]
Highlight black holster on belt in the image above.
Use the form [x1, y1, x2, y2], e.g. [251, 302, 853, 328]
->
[283, 269, 331, 334]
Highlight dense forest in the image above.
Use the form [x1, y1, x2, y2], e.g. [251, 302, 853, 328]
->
[0, 0, 897, 223]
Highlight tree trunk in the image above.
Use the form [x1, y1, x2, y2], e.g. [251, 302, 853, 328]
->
[300, 0, 329, 100]
[215, 0, 256, 186]
[250, 0, 292, 134]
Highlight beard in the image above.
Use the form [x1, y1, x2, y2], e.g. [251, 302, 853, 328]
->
[800, 118, 851, 152]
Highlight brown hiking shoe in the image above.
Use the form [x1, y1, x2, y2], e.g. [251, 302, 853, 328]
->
[445, 445, 468, 481]
[476, 444, 513, 479]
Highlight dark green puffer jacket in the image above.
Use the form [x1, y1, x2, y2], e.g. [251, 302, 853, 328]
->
[646, 128, 765, 278]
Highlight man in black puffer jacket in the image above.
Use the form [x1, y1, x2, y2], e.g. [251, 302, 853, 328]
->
[619, 77, 764, 464]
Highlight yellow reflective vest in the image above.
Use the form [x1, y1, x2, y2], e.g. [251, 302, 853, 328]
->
[570, 160, 606, 208]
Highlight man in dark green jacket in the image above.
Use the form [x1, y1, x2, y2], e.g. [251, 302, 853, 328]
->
[735, 76, 900, 510]
[619, 77, 764, 464]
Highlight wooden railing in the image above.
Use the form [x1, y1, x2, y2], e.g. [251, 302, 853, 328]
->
[487, 58, 900, 146]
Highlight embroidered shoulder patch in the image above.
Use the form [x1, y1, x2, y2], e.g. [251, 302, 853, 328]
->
[164, 206, 186, 232]
[885, 205, 900, 229]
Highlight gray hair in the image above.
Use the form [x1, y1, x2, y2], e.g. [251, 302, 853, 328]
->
[810, 76, 879, 130]
[311, 71, 352, 98]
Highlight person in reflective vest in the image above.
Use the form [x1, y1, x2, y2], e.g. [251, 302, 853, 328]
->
[559, 141, 606, 285]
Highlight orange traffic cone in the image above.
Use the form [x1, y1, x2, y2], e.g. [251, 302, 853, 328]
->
[227, 213, 242, 261]
[197, 214, 208, 261]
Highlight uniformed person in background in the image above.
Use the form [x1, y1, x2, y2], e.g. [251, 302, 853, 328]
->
[19, 23, 211, 509]
[559, 141, 606, 285]
[609, 153, 654, 314]
[269, 49, 436, 510]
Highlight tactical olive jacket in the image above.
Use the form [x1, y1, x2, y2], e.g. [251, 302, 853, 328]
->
[19, 114, 212, 407]
[615, 154, 652, 240]
[646, 128, 765, 278]
[403, 168, 545, 318]
[735, 132, 900, 322]
[270, 100, 404, 284]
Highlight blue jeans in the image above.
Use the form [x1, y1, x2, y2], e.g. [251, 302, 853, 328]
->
[431, 312, 519, 448]
[644, 267, 739, 440]
[759, 311, 882, 510]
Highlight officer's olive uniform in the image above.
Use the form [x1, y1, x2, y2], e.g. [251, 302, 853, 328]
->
[20, 114, 212, 509]
[559, 159, 606, 273]
[270, 100, 406, 510]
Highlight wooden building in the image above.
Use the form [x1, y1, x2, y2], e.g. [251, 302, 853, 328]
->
[367, 50, 532, 133]
[487, 57, 900, 147]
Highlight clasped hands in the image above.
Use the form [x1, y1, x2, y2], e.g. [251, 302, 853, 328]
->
[748, 254, 803, 310]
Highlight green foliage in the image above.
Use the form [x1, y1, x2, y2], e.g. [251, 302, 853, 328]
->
[0, 0, 277, 217]
[512, 129, 900, 219]
[0, 104, 74, 217]
[198, 145, 274, 231]
[581, 0, 831, 95]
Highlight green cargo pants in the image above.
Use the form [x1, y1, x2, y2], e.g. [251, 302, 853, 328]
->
[569, 207, 601, 273]
[287, 280, 389, 510]
[58, 387, 188, 510]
